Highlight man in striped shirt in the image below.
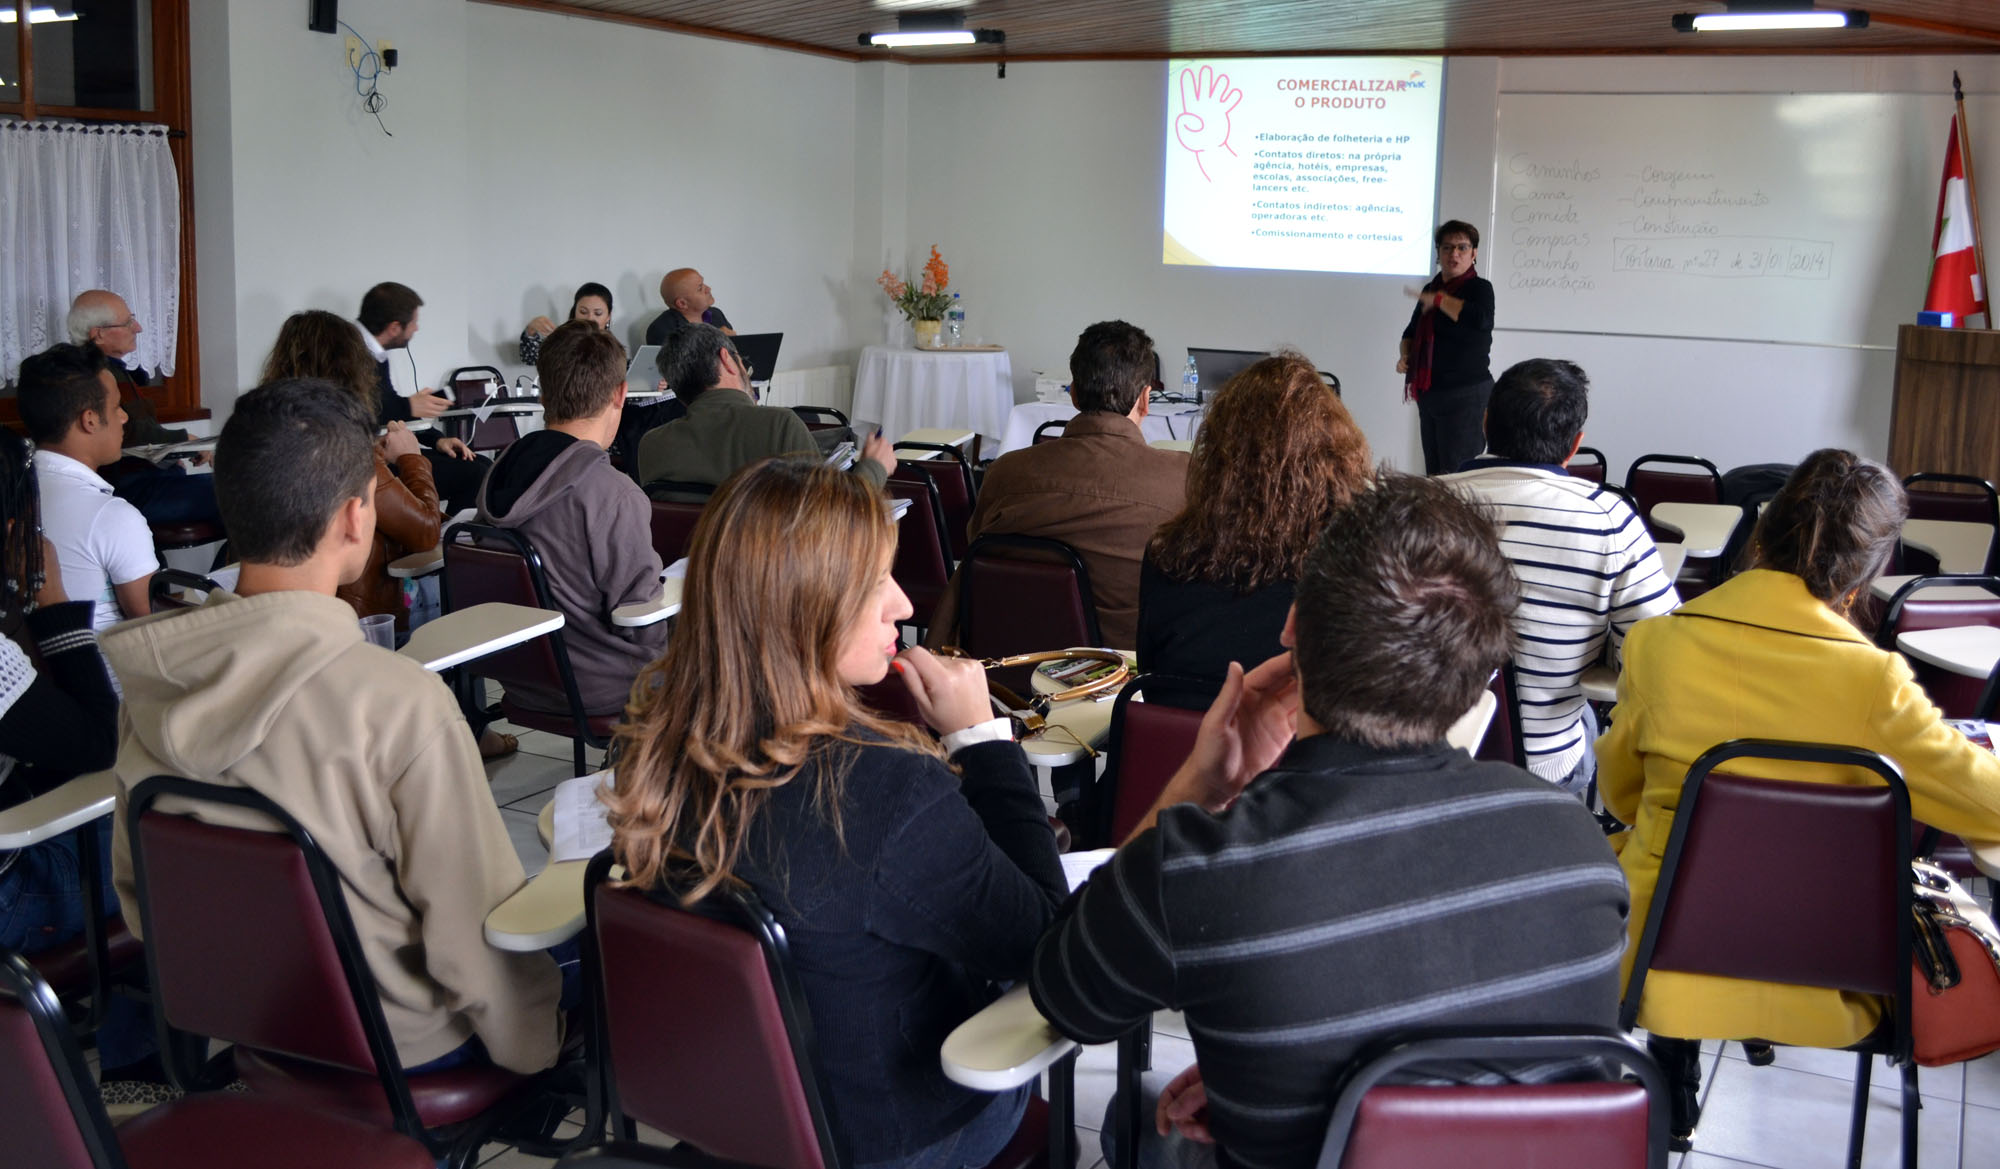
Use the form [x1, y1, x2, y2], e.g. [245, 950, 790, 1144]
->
[1029, 475, 1630, 1169]
[1443, 359, 1679, 791]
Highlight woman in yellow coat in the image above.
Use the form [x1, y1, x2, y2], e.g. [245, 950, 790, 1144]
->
[1599, 449, 2000, 1145]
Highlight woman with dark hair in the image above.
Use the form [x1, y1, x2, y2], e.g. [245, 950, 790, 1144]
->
[1139, 353, 1373, 681]
[1399, 218, 1495, 475]
[519, 281, 614, 366]
[607, 456, 1065, 1169]
[1601, 448, 2000, 1149]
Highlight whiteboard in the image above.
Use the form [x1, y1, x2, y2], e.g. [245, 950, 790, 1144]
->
[1489, 92, 2000, 348]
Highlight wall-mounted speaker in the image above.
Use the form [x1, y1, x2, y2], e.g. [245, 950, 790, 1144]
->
[309, 0, 337, 34]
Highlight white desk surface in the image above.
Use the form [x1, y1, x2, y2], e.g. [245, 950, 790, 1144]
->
[897, 428, 977, 449]
[1870, 574, 1999, 603]
[1655, 543, 1687, 582]
[0, 771, 117, 850]
[1444, 690, 1495, 753]
[1648, 503, 1740, 559]
[485, 859, 590, 952]
[386, 547, 444, 579]
[438, 402, 544, 419]
[611, 576, 685, 627]
[1580, 664, 1620, 705]
[940, 983, 1079, 1091]
[1896, 625, 2000, 680]
[398, 604, 563, 672]
[1150, 439, 1194, 453]
[1903, 519, 1994, 575]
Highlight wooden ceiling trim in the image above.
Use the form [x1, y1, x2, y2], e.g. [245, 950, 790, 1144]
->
[1870, 12, 2000, 45]
[470, 0, 864, 61]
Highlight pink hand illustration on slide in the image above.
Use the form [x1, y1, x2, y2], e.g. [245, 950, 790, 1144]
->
[1175, 65, 1243, 182]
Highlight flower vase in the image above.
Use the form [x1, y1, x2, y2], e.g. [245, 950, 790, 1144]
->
[913, 319, 943, 349]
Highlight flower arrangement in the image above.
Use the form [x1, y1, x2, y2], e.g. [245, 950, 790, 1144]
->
[878, 246, 953, 322]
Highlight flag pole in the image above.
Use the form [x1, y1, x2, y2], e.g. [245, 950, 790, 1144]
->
[1955, 71, 1992, 328]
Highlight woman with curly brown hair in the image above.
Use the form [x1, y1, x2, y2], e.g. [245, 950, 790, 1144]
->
[606, 456, 1065, 1169]
[1139, 353, 1374, 681]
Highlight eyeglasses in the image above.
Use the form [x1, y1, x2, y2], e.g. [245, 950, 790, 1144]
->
[103, 316, 139, 330]
[1437, 243, 1474, 254]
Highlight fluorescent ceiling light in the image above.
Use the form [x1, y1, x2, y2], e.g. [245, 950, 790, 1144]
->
[0, 6, 82, 22]
[859, 13, 1003, 48]
[1672, 8, 1867, 31]
[865, 29, 978, 46]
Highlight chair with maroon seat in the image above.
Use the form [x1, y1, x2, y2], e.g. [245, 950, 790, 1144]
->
[1619, 740, 1918, 1169]
[125, 776, 559, 1169]
[884, 467, 955, 634]
[790, 405, 850, 433]
[954, 534, 1101, 696]
[444, 366, 523, 454]
[1079, 673, 1219, 849]
[150, 519, 227, 572]
[1623, 455, 1724, 543]
[1474, 665, 1528, 770]
[1874, 574, 2000, 716]
[1900, 473, 2000, 576]
[892, 441, 978, 560]
[1567, 446, 1609, 484]
[2, 948, 440, 1169]
[645, 497, 707, 567]
[441, 522, 617, 775]
[1316, 1029, 1668, 1169]
[1031, 420, 1066, 445]
[565, 852, 1070, 1169]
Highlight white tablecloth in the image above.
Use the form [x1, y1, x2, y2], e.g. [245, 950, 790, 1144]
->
[852, 345, 1014, 452]
[995, 401, 1206, 458]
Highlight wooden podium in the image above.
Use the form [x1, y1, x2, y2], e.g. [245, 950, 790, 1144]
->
[1888, 324, 2000, 483]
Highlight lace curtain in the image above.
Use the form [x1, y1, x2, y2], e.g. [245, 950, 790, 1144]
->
[0, 120, 181, 383]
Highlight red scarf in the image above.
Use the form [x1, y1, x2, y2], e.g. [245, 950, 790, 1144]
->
[1404, 264, 1477, 401]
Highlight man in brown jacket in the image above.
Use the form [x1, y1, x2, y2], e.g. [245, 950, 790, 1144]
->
[103, 377, 563, 1075]
[935, 320, 1189, 649]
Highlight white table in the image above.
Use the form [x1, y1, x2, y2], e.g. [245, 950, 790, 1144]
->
[0, 771, 117, 850]
[852, 345, 1014, 455]
[995, 402, 1205, 458]
[386, 547, 443, 579]
[1648, 503, 1741, 559]
[438, 402, 544, 420]
[1580, 664, 1620, 705]
[611, 576, 685, 627]
[1903, 519, 1994, 574]
[398, 604, 564, 672]
[896, 428, 978, 452]
[1896, 625, 2000, 680]
[1655, 543, 1688, 582]
[1871, 574, 1999, 603]
[940, 984, 1079, 1091]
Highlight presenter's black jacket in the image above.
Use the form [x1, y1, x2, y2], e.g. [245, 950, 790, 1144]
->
[1401, 274, 1496, 390]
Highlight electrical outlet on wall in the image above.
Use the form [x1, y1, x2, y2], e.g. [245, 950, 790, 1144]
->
[377, 39, 394, 70]
[345, 35, 362, 70]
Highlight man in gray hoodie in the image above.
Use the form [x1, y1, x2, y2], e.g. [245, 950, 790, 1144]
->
[477, 321, 669, 718]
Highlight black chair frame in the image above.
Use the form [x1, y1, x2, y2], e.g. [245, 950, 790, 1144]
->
[1623, 454, 1723, 495]
[1571, 445, 1609, 473]
[1617, 740, 1915, 1169]
[1902, 472, 2000, 554]
[148, 569, 223, 613]
[1031, 420, 1067, 444]
[3, 947, 127, 1169]
[1874, 573, 2000, 649]
[576, 851, 1080, 1169]
[1314, 1028, 1671, 1169]
[956, 533, 1104, 650]
[789, 406, 850, 429]
[441, 522, 612, 775]
[641, 479, 717, 503]
[126, 776, 539, 1166]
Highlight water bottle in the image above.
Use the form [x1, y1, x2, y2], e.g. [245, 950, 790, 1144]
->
[1183, 355, 1200, 402]
[945, 293, 966, 346]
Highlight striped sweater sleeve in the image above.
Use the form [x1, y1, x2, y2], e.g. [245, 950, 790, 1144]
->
[1029, 828, 1176, 1044]
[1601, 496, 1681, 663]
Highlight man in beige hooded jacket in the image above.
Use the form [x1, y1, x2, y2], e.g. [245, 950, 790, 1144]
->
[102, 376, 562, 1075]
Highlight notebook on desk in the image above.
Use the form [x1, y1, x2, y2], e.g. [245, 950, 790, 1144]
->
[625, 344, 663, 398]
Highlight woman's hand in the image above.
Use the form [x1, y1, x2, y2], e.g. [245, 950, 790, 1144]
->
[379, 422, 421, 461]
[525, 315, 558, 338]
[892, 647, 993, 738]
[33, 535, 68, 608]
[1154, 1063, 1214, 1143]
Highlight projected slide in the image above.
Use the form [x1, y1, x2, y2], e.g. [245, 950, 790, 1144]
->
[1163, 57, 1443, 276]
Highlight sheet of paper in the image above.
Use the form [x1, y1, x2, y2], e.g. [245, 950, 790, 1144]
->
[1061, 848, 1116, 892]
[550, 770, 615, 863]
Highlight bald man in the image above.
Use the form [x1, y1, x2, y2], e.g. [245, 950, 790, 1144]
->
[642, 268, 735, 347]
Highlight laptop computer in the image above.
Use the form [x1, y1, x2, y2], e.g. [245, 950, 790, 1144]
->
[625, 344, 664, 398]
[730, 333, 783, 384]
[1188, 347, 1268, 400]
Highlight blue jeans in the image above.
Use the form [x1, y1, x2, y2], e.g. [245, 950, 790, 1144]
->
[0, 820, 157, 1069]
[1101, 1074, 1221, 1169]
[854, 1086, 1031, 1169]
[402, 938, 581, 1075]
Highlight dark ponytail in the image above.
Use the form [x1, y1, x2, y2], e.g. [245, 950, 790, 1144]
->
[1749, 449, 1906, 615]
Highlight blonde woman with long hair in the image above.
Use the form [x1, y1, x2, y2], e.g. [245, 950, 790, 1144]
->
[606, 456, 1065, 1169]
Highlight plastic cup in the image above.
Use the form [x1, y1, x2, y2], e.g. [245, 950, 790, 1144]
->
[359, 613, 397, 650]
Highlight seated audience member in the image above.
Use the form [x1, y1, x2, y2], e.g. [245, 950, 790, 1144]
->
[477, 321, 669, 717]
[18, 344, 156, 634]
[635, 323, 893, 496]
[261, 311, 443, 631]
[937, 320, 1189, 649]
[519, 281, 614, 367]
[356, 281, 489, 512]
[0, 427, 160, 1092]
[1443, 358, 1678, 791]
[607, 456, 1064, 1168]
[1030, 473, 1630, 1169]
[1600, 448, 2000, 1149]
[642, 267, 735, 346]
[103, 378, 563, 1075]
[1139, 353, 1372, 681]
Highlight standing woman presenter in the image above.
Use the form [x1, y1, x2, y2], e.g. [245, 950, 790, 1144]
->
[1399, 220, 1495, 475]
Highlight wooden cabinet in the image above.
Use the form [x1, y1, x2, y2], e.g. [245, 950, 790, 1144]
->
[1888, 325, 2000, 484]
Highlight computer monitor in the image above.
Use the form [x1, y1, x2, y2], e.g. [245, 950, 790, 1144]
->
[1188, 347, 1268, 399]
[730, 332, 784, 384]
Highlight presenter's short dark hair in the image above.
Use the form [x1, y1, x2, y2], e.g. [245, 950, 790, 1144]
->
[539, 320, 628, 424]
[1435, 220, 1480, 249]
[658, 322, 739, 405]
[1294, 473, 1516, 749]
[1069, 320, 1157, 416]
[216, 378, 376, 567]
[358, 282, 424, 334]
[17, 343, 113, 445]
[1486, 358, 1589, 465]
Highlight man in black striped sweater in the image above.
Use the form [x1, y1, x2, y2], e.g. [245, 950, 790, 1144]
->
[1029, 474, 1630, 1169]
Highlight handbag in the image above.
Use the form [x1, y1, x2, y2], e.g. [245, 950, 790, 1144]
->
[1909, 857, 2000, 1066]
[937, 647, 1131, 740]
